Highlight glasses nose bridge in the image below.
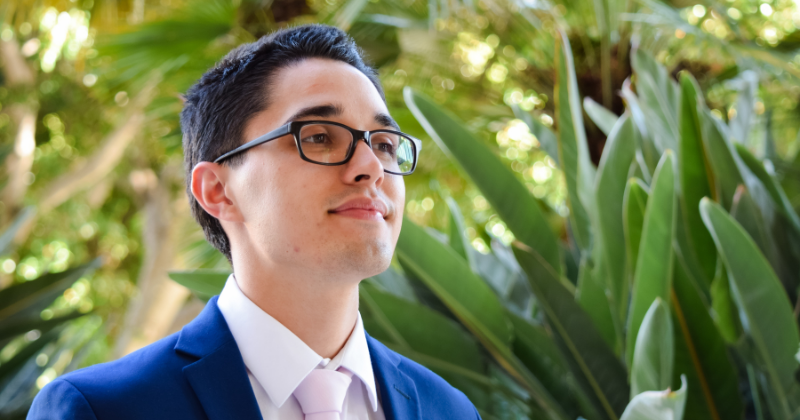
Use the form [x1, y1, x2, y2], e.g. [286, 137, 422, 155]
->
[352, 129, 371, 147]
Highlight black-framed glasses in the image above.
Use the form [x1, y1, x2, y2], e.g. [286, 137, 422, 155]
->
[214, 120, 422, 175]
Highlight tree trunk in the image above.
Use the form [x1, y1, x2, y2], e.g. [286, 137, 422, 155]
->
[111, 173, 191, 359]
[0, 39, 37, 221]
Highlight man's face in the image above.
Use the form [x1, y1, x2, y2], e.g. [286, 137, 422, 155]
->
[222, 58, 405, 281]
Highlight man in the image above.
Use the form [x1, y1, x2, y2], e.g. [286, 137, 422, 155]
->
[29, 24, 480, 420]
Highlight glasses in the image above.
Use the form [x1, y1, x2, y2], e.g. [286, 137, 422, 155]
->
[214, 120, 422, 175]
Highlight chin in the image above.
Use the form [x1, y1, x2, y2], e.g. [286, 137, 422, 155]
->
[334, 238, 393, 278]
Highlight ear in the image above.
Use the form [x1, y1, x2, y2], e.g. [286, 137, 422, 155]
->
[191, 162, 243, 222]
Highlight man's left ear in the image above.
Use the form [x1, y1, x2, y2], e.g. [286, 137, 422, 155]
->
[190, 162, 244, 222]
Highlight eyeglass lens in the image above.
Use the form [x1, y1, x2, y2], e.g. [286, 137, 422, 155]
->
[298, 123, 415, 173]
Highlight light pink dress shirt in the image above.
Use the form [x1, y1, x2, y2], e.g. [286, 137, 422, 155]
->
[217, 276, 386, 420]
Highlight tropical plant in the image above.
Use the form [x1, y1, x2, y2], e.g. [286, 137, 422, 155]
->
[401, 36, 800, 419]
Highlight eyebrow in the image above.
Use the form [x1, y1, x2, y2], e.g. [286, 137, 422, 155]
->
[284, 103, 401, 131]
[375, 113, 401, 131]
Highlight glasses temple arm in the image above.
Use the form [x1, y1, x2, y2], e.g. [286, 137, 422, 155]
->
[213, 124, 292, 163]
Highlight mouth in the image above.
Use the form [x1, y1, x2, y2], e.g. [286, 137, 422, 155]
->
[328, 197, 389, 222]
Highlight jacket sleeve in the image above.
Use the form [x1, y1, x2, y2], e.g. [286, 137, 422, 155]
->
[27, 379, 99, 420]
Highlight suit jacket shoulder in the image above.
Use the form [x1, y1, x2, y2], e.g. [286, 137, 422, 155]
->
[29, 332, 210, 420]
[366, 334, 481, 420]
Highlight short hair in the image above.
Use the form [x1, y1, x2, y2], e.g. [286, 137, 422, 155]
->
[181, 24, 385, 264]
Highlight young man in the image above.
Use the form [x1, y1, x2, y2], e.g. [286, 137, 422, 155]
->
[29, 24, 480, 420]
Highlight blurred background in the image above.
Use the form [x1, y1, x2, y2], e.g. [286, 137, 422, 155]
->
[1, 0, 799, 418]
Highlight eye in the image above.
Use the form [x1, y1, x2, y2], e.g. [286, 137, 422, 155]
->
[300, 133, 331, 144]
[374, 142, 395, 156]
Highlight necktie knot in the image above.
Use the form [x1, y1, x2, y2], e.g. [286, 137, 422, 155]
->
[293, 368, 352, 420]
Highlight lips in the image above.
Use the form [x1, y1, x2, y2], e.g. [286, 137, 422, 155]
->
[329, 197, 389, 221]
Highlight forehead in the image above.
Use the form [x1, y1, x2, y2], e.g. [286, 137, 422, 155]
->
[268, 58, 387, 120]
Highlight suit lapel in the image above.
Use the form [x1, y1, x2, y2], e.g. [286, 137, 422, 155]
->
[174, 296, 262, 420]
[366, 332, 422, 420]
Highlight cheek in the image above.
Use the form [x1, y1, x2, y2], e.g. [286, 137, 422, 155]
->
[259, 168, 328, 233]
[387, 178, 405, 233]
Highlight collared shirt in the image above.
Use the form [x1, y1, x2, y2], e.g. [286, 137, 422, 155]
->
[217, 275, 385, 420]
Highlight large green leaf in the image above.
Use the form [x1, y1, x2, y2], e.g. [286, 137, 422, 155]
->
[728, 71, 759, 145]
[0, 328, 63, 383]
[513, 243, 630, 420]
[735, 143, 800, 233]
[700, 198, 800, 418]
[623, 178, 650, 317]
[729, 185, 774, 259]
[733, 146, 800, 296]
[360, 283, 484, 375]
[671, 257, 743, 420]
[626, 152, 676, 365]
[368, 267, 418, 303]
[446, 197, 476, 270]
[631, 49, 681, 153]
[595, 115, 637, 322]
[576, 257, 617, 351]
[677, 72, 717, 283]
[698, 111, 745, 210]
[404, 87, 562, 275]
[584, 97, 619, 137]
[554, 32, 596, 252]
[168, 269, 229, 301]
[0, 207, 35, 257]
[396, 219, 569, 420]
[620, 79, 660, 177]
[0, 311, 87, 343]
[510, 313, 589, 420]
[620, 376, 687, 420]
[0, 259, 102, 327]
[630, 298, 673, 398]
[708, 260, 741, 344]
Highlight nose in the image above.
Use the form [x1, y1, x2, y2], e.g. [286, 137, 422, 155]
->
[341, 138, 384, 185]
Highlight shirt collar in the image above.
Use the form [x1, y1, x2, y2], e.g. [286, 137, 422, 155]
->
[216, 275, 379, 411]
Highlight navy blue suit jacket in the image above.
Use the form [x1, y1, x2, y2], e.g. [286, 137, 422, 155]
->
[28, 296, 480, 419]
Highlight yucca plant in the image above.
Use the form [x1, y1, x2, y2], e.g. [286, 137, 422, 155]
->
[397, 31, 800, 419]
[170, 36, 800, 420]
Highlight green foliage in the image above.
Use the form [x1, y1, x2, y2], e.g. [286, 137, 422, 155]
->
[168, 270, 228, 302]
[0, 222, 101, 416]
[381, 43, 799, 419]
[594, 115, 636, 326]
[630, 298, 673, 398]
[701, 198, 800, 418]
[554, 32, 595, 253]
[404, 87, 563, 275]
[625, 152, 676, 367]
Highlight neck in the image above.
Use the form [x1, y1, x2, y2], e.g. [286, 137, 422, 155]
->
[231, 259, 360, 359]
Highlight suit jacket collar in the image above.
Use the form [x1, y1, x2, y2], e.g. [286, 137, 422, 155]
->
[366, 332, 422, 420]
[175, 296, 263, 420]
[174, 297, 421, 420]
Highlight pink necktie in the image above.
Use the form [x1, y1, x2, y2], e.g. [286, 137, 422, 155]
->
[293, 368, 353, 420]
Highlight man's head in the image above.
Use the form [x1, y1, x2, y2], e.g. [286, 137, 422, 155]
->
[181, 25, 405, 282]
